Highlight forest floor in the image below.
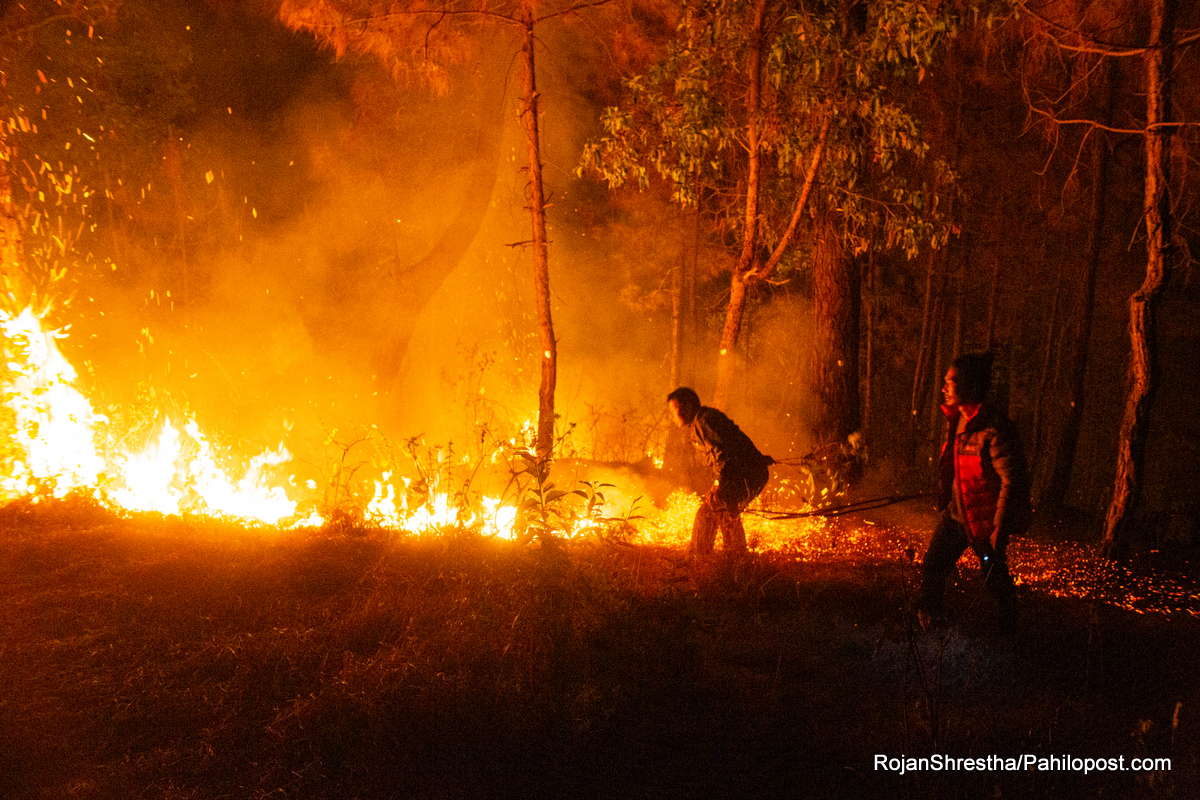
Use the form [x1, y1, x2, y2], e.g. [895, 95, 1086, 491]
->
[1, 494, 1197, 800]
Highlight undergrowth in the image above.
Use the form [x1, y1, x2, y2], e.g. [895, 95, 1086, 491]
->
[0, 502, 1196, 800]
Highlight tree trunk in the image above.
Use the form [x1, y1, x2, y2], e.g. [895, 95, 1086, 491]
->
[925, 274, 947, 448]
[670, 247, 682, 390]
[984, 254, 1000, 351]
[1044, 73, 1113, 509]
[712, 0, 767, 410]
[863, 244, 877, 437]
[373, 71, 506, 389]
[812, 215, 860, 442]
[1032, 257, 1066, 460]
[671, 198, 701, 389]
[908, 251, 934, 463]
[520, 2, 557, 461]
[685, 198, 699, 385]
[1102, 0, 1175, 558]
[950, 246, 963, 361]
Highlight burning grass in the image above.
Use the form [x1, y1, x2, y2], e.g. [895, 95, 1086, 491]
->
[2, 498, 1197, 800]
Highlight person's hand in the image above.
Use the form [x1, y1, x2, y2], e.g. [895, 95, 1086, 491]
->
[704, 484, 721, 509]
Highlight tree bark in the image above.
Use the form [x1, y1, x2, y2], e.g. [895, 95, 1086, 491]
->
[908, 248, 940, 464]
[684, 197, 699, 385]
[812, 215, 861, 442]
[670, 196, 700, 388]
[1102, 0, 1175, 559]
[925, 272, 947, 446]
[1044, 74, 1112, 508]
[984, 254, 1000, 351]
[670, 242, 683, 390]
[520, 1, 557, 461]
[863, 244, 877, 437]
[712, 0, 767, 410]
[1031, 257, 1066, 460]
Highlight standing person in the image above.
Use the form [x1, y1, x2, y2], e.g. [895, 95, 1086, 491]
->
[918, 352, 1031, 632]
[667, 387, 773, 556]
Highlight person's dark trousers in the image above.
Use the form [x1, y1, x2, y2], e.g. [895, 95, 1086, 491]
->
[689, 503, 746, 555]
[690, 461, 769, 556]
[919, 514, 1017, 626]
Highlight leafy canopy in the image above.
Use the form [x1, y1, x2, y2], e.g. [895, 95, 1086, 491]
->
[580, 0, 958, 261]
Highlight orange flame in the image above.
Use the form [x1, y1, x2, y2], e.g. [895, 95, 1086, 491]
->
[1, 307, 302, 525]
[0, 306, 809, 549]
[0, 307, 107, 499]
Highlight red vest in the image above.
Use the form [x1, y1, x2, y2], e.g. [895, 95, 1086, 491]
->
[938, 403, 1031, 544]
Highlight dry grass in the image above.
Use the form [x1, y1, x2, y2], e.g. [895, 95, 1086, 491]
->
[1, 497, 1197, 800]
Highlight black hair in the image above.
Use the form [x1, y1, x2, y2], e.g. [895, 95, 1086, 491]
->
[951, 351, 994, 403]
[667, 386, 701, 415]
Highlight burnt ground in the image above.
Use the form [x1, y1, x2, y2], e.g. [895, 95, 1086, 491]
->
[0, 496, 1197, 800]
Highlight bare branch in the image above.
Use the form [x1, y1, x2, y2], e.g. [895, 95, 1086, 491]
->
[326, 8, 522, 30]
[750, 107, 833, 283]
[535, 0, 614, 25]
[1027, 102, 1199, 135]
[1017, 0, 1200, 54]
[425, 12, 448, 60]
[1015, 0, 1146, 57]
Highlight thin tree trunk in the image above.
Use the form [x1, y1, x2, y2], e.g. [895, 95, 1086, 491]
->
[665, 195, 701, 487]
[685, 196, 699, 385]
[951, 246, 963, 359]
[714, 271, 750, 408]
[1103, 0, 1175, 558]
[909, 252, 935, 463]
[712, 0, 767, 410]
[670, 197, 697, 388]
[758, 109, 832, 280]
[670, 254, 682, 389]
[985, 254, 1000, 351]
[1045, 75, 1113, 508]
[520, 2, 557, 461]
[1032, 258, 1067, 459]
[947, 94, 964, 361]
[925, 270, 948, 450]
[863, 244, 877, 437]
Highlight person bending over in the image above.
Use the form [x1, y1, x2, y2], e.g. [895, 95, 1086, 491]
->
[667, 387, 773, 556]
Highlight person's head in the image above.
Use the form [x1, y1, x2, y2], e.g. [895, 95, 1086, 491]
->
[943, 352, 994, 408]
[667, 387, 701, 427]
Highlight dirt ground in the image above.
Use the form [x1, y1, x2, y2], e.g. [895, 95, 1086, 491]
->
[1, 497, 1197, 799]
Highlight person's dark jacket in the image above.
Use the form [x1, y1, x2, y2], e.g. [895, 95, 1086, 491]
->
[689, 406, 772, 485]
[937, 403, 1032, 546]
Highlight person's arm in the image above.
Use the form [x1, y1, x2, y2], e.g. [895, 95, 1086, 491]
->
[693, 411, 729, 480]
[989, 420, 1030, 550]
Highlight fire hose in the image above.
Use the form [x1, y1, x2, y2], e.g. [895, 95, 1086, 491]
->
[747, 491, 932, 520]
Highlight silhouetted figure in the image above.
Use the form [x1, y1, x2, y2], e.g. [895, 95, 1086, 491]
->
[918, 352, 1031, 632]
[667, 387, 773, 556]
